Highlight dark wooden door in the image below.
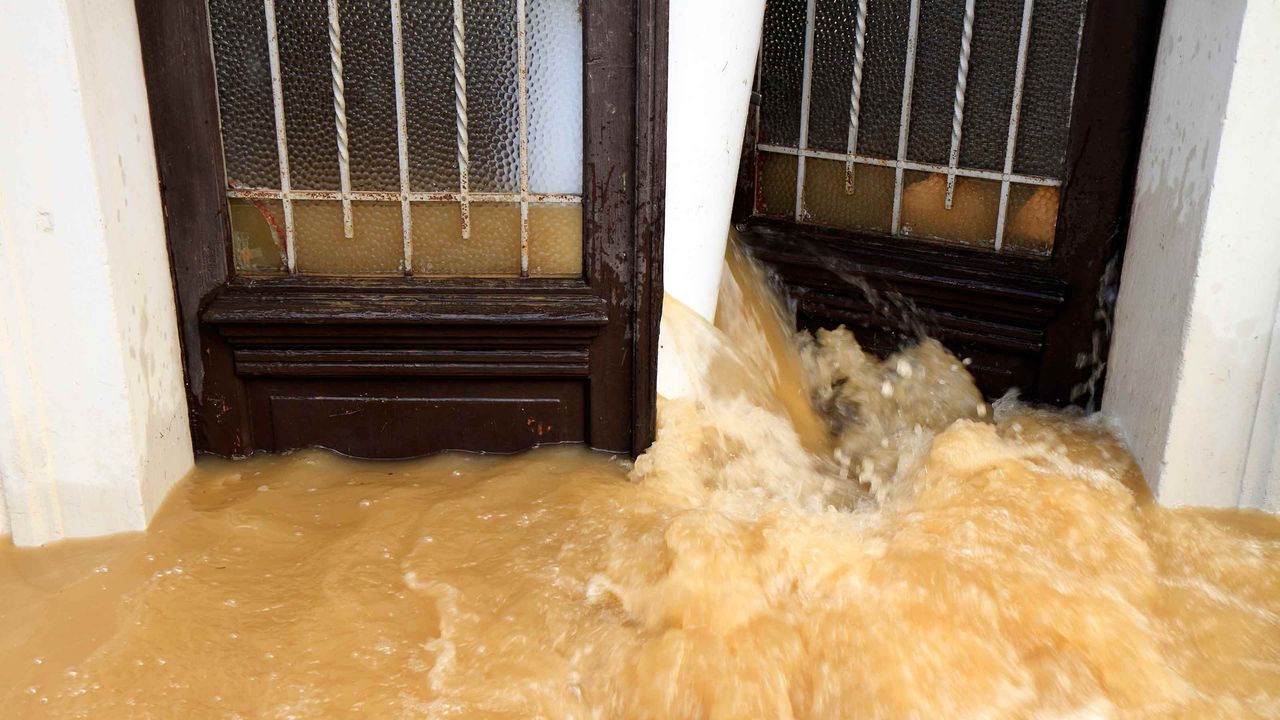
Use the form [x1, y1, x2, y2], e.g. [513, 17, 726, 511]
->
[135, 0, 666, 458]
[733, 0, 1163, 409]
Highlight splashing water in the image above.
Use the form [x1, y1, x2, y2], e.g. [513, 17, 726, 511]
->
[2, 240, 1278, 718]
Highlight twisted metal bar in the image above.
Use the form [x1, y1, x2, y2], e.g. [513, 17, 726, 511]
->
[844, 0, 868, 193]
[945, 0, 976, 209]
[327, 0, 353, 238]
[452, 0, 471, 240]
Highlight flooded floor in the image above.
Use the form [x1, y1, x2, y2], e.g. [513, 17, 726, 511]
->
[2, 245, 1280, 718]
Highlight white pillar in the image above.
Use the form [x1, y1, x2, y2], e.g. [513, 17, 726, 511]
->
[0, 0, 193, 545]
[657, 0, 768, 398]
[1104, 0, 1280, 510]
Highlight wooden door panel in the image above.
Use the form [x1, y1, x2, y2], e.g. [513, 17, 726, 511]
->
[250, 379, 586, 457]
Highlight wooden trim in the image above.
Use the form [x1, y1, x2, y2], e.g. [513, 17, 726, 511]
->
[1036, 0, 1167, 404]
[632, 0, 669, 453]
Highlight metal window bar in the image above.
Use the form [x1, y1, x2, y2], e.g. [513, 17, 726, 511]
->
[994, 0, 1035, 251]
[227, 188, 583, 204]
[792, 0, 818, 221]
[327, 0, 354, 238]
[889, 0, 922, 235]
[390, 0, 413, 273]
[517, 0, 531, 277]
[843, 0, 869, 193]
[757, 144, 1061, 188]
[262, 0, 297, 272]
[945, 0, 976, 209]
[451, 0, 472, 241]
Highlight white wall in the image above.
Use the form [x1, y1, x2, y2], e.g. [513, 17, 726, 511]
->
[1105, 0, 1280, 510]
[0, 0, 193, 545]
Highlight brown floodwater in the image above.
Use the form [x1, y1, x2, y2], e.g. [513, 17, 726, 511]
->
[2, 242, 1279, 719]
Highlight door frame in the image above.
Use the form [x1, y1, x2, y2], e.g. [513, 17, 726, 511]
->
[732, 0, 1166, 407]
[134, 0, 666, 457]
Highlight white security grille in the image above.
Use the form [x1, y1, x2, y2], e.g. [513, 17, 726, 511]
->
[211, 0, 583, 276]
[755, 0, 1086, 253]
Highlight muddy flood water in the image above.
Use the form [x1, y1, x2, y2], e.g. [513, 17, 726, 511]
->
[2, 245, 1279, 719]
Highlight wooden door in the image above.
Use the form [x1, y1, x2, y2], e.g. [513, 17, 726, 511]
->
[135, 0, 666, 458]
[733, 0, 1163, 408]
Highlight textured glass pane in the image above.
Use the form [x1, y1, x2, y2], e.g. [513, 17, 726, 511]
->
[758, 0, 806, 148]
[411, 202, 520, 276]
[339, 0, 400, 191]
[209, 0, 280, 188]
[229, 198, 286, 273]
[277, 0, 341, 189]
[528, 203, 582, 277]
[905, 0, 967, 166]
[403, 0, 460, 192]
[294, 201, 404, 274]
[527, 0, 583, 194]
[806, 0, 856, 154]
[757, 152, 797, 218]
[1015, 0, 1087, 178]
[465, 0, 520, 193]
[1005, 184, 1059, 255]
[854, 0, 911, 159]
[802, 159, 894, 233]
[900, 171, 998, 248]
[956, 0, 1023, 171]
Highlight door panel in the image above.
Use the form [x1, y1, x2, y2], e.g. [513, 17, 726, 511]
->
[135, 0, 666, 457]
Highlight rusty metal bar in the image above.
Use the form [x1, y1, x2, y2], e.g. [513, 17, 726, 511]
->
[757, 144, 1062, 187]
[390, 0, 412, 274]
[994, 0, 1035, 251]
[890, 0, 922, 235]
[263, 0, 297, 273]
[793, 0, 818, 221]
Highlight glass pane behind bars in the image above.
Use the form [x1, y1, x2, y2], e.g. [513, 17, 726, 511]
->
[755, 0, 1084, 255]
[210, 0, 584, 277]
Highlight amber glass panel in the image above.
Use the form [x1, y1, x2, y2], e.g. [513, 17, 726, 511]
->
[293, 201, 404, 275]
[899, 172, 999, 249]
[528, 203, 583, 277]
[801, 158, 894, 234]
[757, 152, 798, 218]
[1005, 184, 1060, 256]
[412, 202, 521, 276]
[229, 198, 286, 274]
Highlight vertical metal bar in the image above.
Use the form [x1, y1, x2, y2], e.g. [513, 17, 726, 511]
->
[995, 0, 1034, 251]
[263, 0, 297, 273]
[890, 0, 922, 235]
[516, 0, 530, 277]
[794, 0, 817, 222]
[451, 0, 472, 240]
[327, 0, 353, 238]
[844, 0, 868, 193]
[945, 0, 976, 209]
[390, 0, 413, 274]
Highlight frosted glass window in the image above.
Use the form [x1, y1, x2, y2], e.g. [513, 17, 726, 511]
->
[209, 0, 584, 277]
[754, 0, 1085, 256]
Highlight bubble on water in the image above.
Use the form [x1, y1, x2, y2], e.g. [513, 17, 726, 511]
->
[359, 499, 372, 508]
[257, 485, 269, 492]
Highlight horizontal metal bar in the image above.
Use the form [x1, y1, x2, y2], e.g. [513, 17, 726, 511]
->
[757, 143, 1062, 187]
[227, 188, 583, 204]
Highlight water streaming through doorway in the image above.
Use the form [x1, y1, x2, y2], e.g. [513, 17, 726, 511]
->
[2, 240, 1278, 718]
